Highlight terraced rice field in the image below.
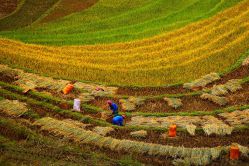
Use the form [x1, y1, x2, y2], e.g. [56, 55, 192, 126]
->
[0, 0, 249, 165]
[0, 0, 59, 30]
[0, 0, 243, 45]
[0, 0, 249, 86]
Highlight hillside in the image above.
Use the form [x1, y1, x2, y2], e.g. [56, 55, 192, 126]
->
[0, 0, 249, 165]
[0, 0, 243, 45]
[0, 0, 249, 86]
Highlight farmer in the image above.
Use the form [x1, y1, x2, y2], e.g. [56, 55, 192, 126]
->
[112, 115, 125, 126]
[107, 100, 125, 126]
[107, 100, 119, 116]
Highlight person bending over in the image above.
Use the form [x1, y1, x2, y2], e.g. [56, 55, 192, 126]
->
[107, 100, 119, 116]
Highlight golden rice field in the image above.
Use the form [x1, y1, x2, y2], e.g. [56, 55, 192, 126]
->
[0, 0, 249, 86]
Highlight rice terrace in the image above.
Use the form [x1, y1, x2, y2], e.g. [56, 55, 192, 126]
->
[0, 0, 249, 165]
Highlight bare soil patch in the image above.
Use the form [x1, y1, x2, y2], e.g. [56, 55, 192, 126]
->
[110, 129, 249, 148]
[41, 0, 98, 23]
[0, 69, 19, 83]
[92, 83, 249, 113]
[0, 0, 18, 18]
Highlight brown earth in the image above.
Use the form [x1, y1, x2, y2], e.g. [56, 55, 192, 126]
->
[1, 68, 249, 165]
[17, 100, 249, 148]
[40, 0, 98, 23]
[209, 156, 249, 166]
[1, 97, 249, 166]
[0, 0, 18, 18]
[0, 116, 140, 166]
[0, 115, 29, 140]
[37, 127, 174, 166]
[3, 115, 248, 166]
[227, 84, 249, 105]
[109, 128, 249, 148]
[3, 90, 248, 148]
[92, 83, 249, 113]
[0, 69, 19, 83]
[2, 78, 249, 148]
[210, 65, 249, 86]
[116, 66, 249, 96]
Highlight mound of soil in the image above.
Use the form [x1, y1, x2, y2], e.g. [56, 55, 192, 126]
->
[0, 69, 19, 83]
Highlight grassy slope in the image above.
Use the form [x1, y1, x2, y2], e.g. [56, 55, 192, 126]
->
[0, 0, 242, 45]
[0, 0, 59, 30]
[33, 0, 196, 32]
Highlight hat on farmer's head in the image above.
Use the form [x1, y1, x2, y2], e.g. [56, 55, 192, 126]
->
[107, 100, 112, 105]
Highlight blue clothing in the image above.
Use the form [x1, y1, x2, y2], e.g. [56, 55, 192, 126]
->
[112, 116, 124, 126]
[109, 103, 118, 115]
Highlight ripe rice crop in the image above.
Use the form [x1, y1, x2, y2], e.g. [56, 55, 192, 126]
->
[0, 0, 249, 86]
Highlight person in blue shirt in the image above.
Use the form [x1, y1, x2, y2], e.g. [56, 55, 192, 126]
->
[107, 100, 119, 116]
[112, 115, 125, 126]
[107, 100, 125, 126]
